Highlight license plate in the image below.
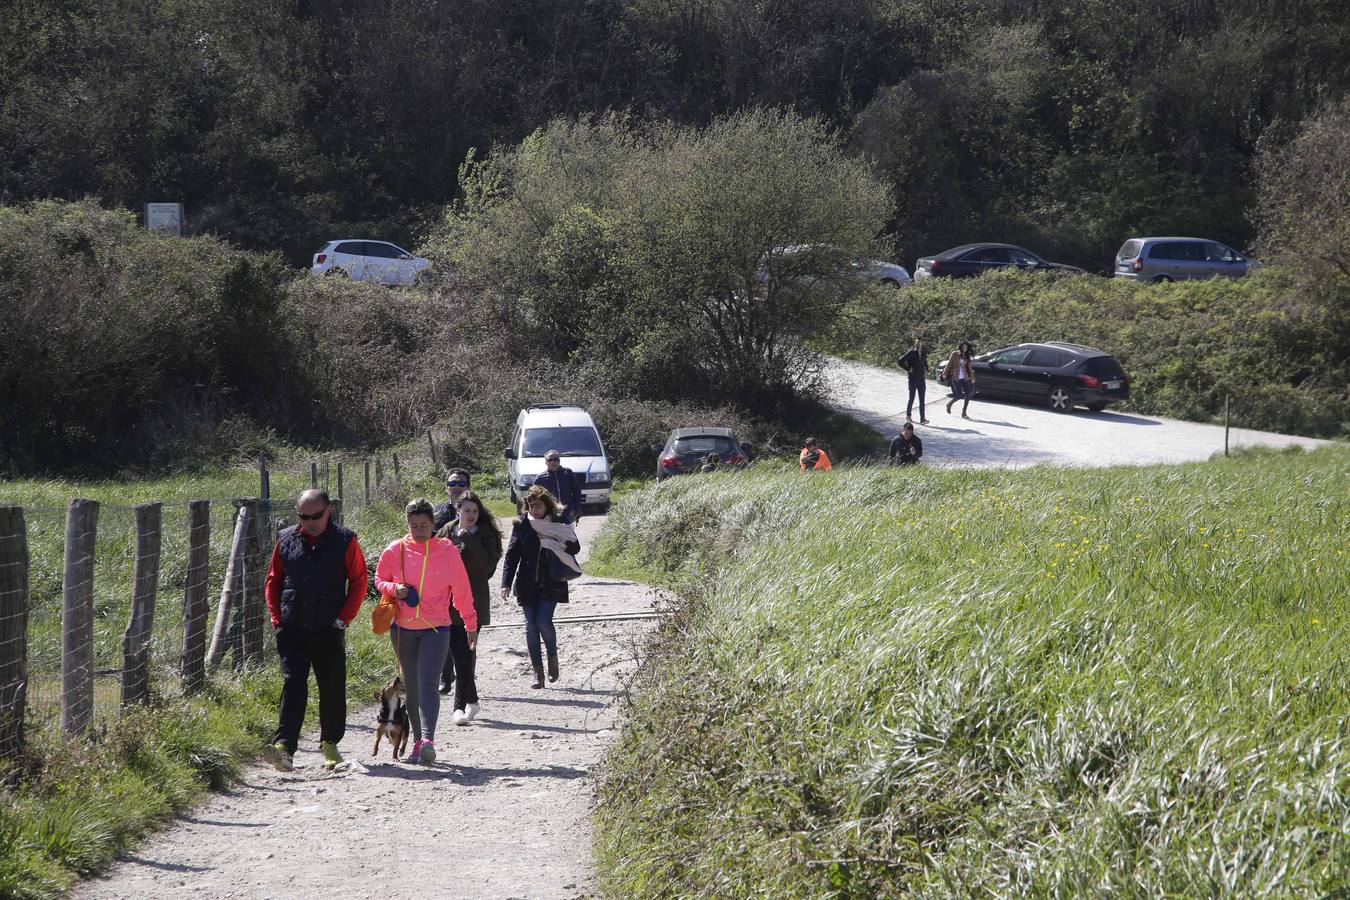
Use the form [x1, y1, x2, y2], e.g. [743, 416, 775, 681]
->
[1104, 380, 1122, 389]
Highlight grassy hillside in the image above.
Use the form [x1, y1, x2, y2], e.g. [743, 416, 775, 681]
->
[588, 448, 1350, 897]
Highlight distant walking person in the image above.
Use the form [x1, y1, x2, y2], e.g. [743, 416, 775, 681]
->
[534, 450, 584, 523]
[898, 339, 930, 424]
[433, 468, 471, 694]
[502, 486, 581, 689]
[889, 422, 924, 465]
[443, 491, 502, 725]
[264, 489, 367, 772]
[433, 468, 471, 533]
[375, 498, 478, 765]
[945, 340, 977, 419]
[799, 437, 833, 471]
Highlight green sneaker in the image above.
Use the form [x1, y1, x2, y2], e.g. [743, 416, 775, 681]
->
[266, 742, 294, 773]
[320, 741, 343, 770]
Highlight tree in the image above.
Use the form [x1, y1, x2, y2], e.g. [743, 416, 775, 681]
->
[426, 109, 892, 407]
[1254, 96, 1350, 287]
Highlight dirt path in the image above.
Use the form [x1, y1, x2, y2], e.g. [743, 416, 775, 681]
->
[73, 515, 663, 900]
[825, 356, 1329, 467]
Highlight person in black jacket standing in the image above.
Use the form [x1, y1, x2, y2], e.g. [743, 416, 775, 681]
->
[501, 485, 581, 689]
[432, 469, 471, 533]
[898, 339, 930, 425]
[533, 450, 584, 523]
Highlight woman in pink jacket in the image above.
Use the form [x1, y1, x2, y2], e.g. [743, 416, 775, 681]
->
[375, 498, 478, 764]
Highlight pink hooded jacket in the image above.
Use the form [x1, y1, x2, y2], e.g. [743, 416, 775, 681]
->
[375, 536, 477, 631]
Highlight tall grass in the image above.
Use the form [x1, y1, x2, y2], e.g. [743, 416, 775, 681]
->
[589, 447, 1350, 897]
[0, 468, 412, 897]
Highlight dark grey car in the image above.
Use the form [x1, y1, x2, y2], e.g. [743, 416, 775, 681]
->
[1114, 237, 1258, 282]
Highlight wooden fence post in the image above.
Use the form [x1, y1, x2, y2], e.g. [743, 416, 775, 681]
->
[322, 459, 329, 491]
[336, 462, 344, 506]
[427, 430, 437, 467]
[259, 455, 272, 552]
[375, 457, 384, 488]
[310, 462, 318, 489]
[239, 500, 265, 665]
[364, 459, 371, 504]
[0, 507, 29, 758]
[207, 501, 250, 671]
[121, 503, 161, 705]
[61, 499, 98, 735]
[181, 500, 210, 693]
[330, 498, 343, 526]
[392, 452, 401, 482]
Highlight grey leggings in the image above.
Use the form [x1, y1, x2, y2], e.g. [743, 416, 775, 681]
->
[390, 625, 451, 742]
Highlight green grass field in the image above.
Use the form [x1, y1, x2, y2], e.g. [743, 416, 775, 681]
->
[588, 447, 1350, 897]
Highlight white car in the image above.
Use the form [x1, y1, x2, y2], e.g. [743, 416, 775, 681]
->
[310, 240, 430, 286]
[503, 404, 612, 509]
[765, 244, 911, 288]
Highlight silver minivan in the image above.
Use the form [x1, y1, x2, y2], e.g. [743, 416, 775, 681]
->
[503, 404, 612, 509]
[1114, 237, 1258, 282]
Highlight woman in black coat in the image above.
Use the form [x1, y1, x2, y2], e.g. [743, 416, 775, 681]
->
[501, 485, 581, 688]
[443, 491, 502, 724]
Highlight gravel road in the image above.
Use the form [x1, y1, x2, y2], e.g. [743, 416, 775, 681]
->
[824, 356, 1330, 467]
[73, 515, 663, 900]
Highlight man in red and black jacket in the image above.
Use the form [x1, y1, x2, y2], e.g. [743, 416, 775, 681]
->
[263, 489, 367, 772]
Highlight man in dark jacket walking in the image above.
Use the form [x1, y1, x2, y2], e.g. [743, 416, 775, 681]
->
[263, 489, 367, 772]
[533, 450, 584, 523]
[898, 339, 930, 424]
[889, 422, 923, 465]
[432, 468, 471, 532]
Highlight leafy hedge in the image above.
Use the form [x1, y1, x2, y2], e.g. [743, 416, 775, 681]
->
[827, 268, 1349, 438]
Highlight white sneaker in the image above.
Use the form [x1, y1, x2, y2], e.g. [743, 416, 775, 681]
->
[464, 702, 479, 722]
[452, 708, 469, 726]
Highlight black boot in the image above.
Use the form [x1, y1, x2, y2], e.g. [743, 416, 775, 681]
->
[531, 663, 545, 689]
[547, 650, 560, 683]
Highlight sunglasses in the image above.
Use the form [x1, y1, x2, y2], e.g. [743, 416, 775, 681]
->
[446, 481, 468, 488]
[545, 457, 560, 463]
[296, 509, 328, 521]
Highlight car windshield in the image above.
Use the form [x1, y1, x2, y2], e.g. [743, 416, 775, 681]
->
[673, 436, 736, 456]
[522, 427, 602, 458]
[1080, 356, 1126, 378]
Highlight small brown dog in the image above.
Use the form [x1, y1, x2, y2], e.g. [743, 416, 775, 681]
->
[372, 675, 411, 760]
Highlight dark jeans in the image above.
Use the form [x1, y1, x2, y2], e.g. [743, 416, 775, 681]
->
[522, 599, 559, 668]
[907, 377, 926, 419]
[272, 625, 347, 754]
[448, 623, 478, 710]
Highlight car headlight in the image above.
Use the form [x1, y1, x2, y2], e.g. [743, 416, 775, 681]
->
[517, 475, 535, 488]
[588, 470, 609, 483]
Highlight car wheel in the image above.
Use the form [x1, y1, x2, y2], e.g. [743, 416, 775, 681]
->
[327, 267, 350, 279]
[880, 278, 901, 288]
[1047, 386, 1074, 413]
[1087, 401, 1108, 411]
[1153, 275, 1172, 283]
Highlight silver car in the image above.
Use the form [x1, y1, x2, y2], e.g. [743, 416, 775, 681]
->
[1113, 237, 1258, 283]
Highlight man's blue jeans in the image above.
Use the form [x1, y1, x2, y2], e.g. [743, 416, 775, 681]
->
[907, 378, 926, 420]
[522, 599, 559, 667]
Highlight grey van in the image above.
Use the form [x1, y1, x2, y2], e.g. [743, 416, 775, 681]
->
[1114, 237, 1258, 282]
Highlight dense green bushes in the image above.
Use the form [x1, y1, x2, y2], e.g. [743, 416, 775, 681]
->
[589, 448, 1350, 895]
[0, 201, 292, 472]
[827, 268, 1349, 437]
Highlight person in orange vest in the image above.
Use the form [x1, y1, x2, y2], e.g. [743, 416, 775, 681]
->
[799, 437, 833, 471]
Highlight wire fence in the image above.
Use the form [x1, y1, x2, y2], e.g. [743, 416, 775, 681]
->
[0, 442, 449, 759]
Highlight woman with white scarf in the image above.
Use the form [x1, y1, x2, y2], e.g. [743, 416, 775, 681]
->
[501, 485, 581, 688]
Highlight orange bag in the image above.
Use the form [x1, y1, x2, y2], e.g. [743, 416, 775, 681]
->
[371, 594, 398, 634]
